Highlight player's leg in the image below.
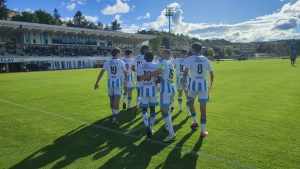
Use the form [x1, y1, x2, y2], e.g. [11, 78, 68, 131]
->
[112, 88, 122, 124]
[198, 91, 210, 137]
[123, 87, 127, 110]
[177, 84, 183, 111]
[134, 82, 141, 115]
[140, 97, 149, 128]
[108, 88, 114, 115]
[184, 89, 191, 117]
[127, 89, 133, 110]
[126, 82, 134, 110]
[149, 96, 159, 131]
[160, 93, 176, 142]
[188, 90, 198, 127]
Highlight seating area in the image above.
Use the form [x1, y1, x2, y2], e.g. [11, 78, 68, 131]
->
[0, 43, 141, 58]
[22, 46, 111, 57]
[0, 42, 20, 56]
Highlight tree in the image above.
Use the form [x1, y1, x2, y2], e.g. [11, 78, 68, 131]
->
[35, 9, 60, 25]
[11, 10, 60, 25]
[72, 10, 88, 28]
[203, 49, 209, 57]
[110, 19, 121, 31]
[225, 46, 233, 56]
[104, 24, 111, 31]
[208, 48, 214, 57]
[53, 8, 60, 20]
[53, 8, 62, 25]
[0, 0, 9, 20]
[11, 11, 39, 23]
[97, 21, 103, 30]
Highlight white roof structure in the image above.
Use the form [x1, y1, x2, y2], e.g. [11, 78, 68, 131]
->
[0, 20, 156, 44]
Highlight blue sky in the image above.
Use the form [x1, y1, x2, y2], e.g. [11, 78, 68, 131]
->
[6, 0, 300, 42]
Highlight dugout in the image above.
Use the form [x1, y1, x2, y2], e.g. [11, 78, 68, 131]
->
[26, 61, 52, 71]
[2, 62, 25, 72]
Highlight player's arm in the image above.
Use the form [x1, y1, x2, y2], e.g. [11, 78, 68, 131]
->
[123, 70, 127, 84]
[207, 61, 214, 91]
[182, 68, 189, 89]
[140, 68, 163, 80]
[94, 69, 105, 90]
[208, 71, 214, 91]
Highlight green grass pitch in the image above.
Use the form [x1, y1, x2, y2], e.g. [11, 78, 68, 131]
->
[0, 59, 299, 169]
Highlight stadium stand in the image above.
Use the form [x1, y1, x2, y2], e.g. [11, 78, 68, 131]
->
[0, 20, 155, 72]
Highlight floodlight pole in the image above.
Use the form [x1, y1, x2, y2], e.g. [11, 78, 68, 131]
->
[165, 6, 174, 50]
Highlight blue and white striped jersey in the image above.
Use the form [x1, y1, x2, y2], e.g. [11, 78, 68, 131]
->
[137, 62, 158, 97]
[102, 58, 126, 88]
[158, 60, 176, 94]
[184, 55, 212, 91]
[172, 57, 187, 85]
[133, 54, 145, 80]
[122, 57, 134, 82]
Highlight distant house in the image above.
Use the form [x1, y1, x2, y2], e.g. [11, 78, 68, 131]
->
[172, 38, 190, 51]
[7, 10, 20, 20]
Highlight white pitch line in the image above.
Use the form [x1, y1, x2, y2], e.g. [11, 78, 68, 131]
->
[0, 99, 258, 169]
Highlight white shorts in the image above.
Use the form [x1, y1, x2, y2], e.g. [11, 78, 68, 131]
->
[176, 83, 188, 92]
[124, 82, 135, 90]
[188, 90, 209, 103]
[136, 81, 141, 90]
[141, 97, 159, 108]
[108, 87, 122, 98]
[160, 92, 175, 108]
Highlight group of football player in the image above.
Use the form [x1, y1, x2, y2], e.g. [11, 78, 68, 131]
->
[94, 42, 214, 142]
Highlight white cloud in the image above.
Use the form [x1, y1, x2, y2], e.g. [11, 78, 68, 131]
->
[61, 17, 73, 22]
[141, 2, 180, 30]
[130, 5, 135, 11]
[84, 15, 99, 22]
[136, 12, 150, 20]
[144, 12, 150, 19]
[141, 1, 300, 42]
[136, 16, 142, 20]
[101, 0, 130, 15]
[97, 0, 100, 2]
[114, 14, 124, 23]
[66, 3, 76, 11]
[13, 8, 18, 11]
[60, 2, 67, 8]
[77, 0, 87, 5]
[280, 0, 284, 1]
[121, 24, 139, 33]
[24, 8, 31, 12]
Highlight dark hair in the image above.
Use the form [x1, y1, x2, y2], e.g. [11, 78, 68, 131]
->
[144, 52, 154, 62]
[111, 47, 121, 56]
[191, 42, 202, 53]
[140, 45, 149, 54]
[163, 49, 171, 56]
[125, 49, 134, 55]
[180, 49, 188, 54]
[160, 46, 166, 49]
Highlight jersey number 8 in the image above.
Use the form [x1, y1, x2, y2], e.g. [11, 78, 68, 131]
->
[197, 64, 203, 74]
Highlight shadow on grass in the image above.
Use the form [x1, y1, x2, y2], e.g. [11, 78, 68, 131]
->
[10, 111, 200, 169]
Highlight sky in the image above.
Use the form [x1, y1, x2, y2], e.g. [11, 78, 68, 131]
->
[6, 0, 300, 42]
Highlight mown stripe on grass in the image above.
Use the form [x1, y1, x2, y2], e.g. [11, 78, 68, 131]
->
[0, 99, 258, 169]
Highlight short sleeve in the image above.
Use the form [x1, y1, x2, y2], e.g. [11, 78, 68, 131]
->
[102, 61, 108, 70]
[184, 57, 191, 69]
[207, 60, 213, 72]
[121, 61, 126, 71]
